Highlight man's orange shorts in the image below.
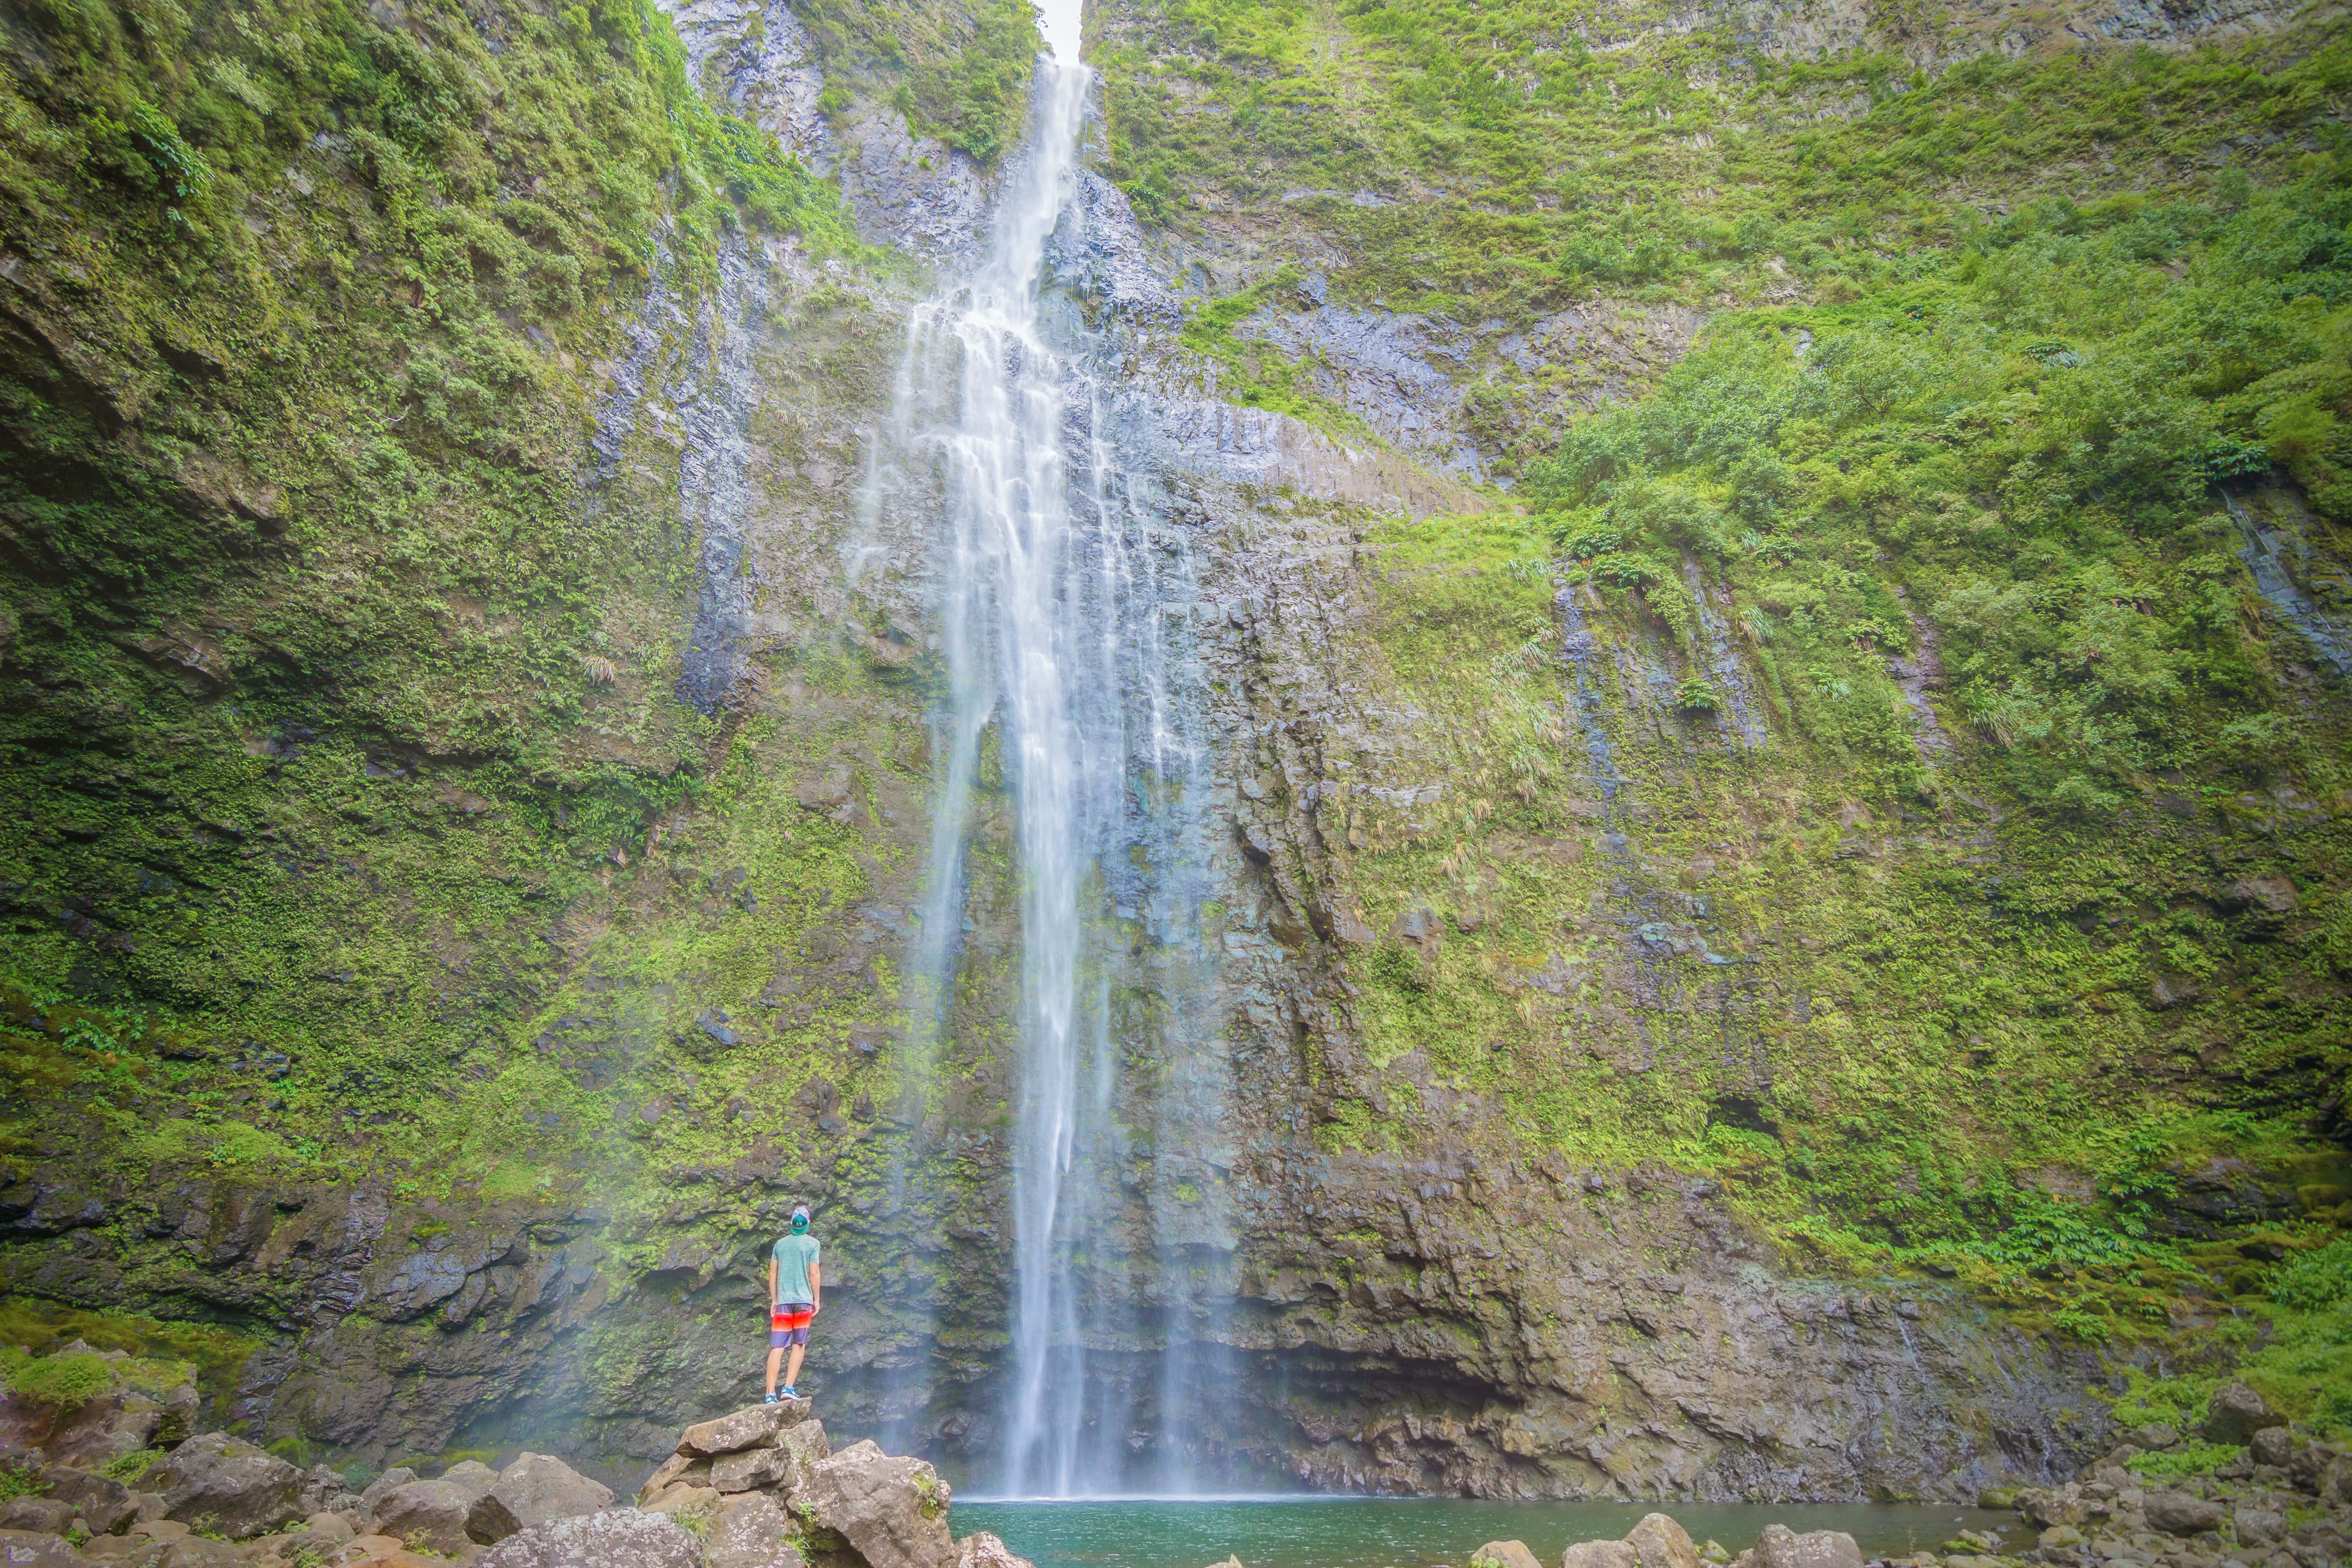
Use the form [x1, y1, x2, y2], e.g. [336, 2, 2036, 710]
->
[770, 1303, 814, 1348]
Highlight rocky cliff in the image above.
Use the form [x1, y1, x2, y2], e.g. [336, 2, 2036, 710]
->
[1, 0, 2348, 1506]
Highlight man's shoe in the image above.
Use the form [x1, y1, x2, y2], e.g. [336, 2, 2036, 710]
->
[782, 1385, 798, 1399]
[764, 1393, 779, 1404]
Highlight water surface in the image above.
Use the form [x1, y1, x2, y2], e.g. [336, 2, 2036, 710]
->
[955, 1499, 2014, 1568]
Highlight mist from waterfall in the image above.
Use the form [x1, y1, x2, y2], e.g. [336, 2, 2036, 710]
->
[862, 40, 1233, 1497]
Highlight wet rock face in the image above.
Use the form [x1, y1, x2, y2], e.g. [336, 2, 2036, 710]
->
[1200, 1150, 2102, 1499]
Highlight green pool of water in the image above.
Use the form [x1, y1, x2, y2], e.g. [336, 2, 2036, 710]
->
[953, 1499, 2017, 1568]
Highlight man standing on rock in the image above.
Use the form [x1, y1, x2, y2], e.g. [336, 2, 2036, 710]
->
[766, 1205, 820, 1403]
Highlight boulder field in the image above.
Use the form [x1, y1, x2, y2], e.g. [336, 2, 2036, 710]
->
[0, 1396, 1021, 1568]
[0, 1382, 2344, 1568]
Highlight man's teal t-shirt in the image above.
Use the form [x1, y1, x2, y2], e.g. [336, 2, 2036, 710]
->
[772, 1232, 820, 1305]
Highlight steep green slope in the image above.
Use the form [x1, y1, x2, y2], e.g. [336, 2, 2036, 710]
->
[1089, 0, 2352, 1443]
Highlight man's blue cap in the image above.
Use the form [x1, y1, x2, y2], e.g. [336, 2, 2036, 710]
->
[790, 1206, 810, 1228]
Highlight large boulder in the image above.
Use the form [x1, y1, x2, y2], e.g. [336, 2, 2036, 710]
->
[709, 1491, 809, 1568]
[717, 1421, 830, 1497]
[678, 1399, 813, 1457]
[359, 1467, 420, 1512]
[1628, 1515, 1702, 1568]
[297, 1463, 360, 1517]
[441, 1459, 501, 1500]
[2201, 1382, 2276, 1445]
[370, 1478, 482, 1553]
[1752, 1525, 1863, 1568]
[2014, 1489, 2089, 1529]
[0, 1360, 200, 1470]
[2250, 1427, 2296, 1468]
[956, 1534, 1037, 1568]
[1563, 1517, 1700, 1568]
[0, 1499, 73, 1534]
[467, 1451, 614, 1543]
[1474, 1544, 1543, 1568]
[1563, 1544, 1639, 1568]
[2235, 1507, 2287, 1545]
[476, 1507, 706, 1568]
[2146, 1492, 2225, 1537]
[0, 1532, 85, 1568]
[639, 1452, 714, 1504]
[150, 1431, 303, 1539]
[805, 1439, 954, 1568]
[40, 1464, 134, 1534]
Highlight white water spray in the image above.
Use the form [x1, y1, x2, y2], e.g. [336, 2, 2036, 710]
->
[875, 21, 1232, 1495]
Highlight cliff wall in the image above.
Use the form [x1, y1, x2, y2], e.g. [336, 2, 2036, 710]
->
[0, 0, 2348, 1501]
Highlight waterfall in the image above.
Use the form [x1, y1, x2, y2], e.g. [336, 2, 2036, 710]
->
[872, 39, 1226, 1495]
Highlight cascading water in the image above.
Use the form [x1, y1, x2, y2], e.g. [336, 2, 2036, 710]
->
[873, 13, 1231, 1497]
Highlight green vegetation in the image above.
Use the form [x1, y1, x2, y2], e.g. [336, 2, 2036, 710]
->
[99, 1450, 166, 1485]
[790, 0, 1042, 162]
[1530, 170, 2352, 808]
[1209, 0, 2352, 1424]
[5, 1352, 115, 1408]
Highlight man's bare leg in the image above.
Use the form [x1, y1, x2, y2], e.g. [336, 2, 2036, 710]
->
[766, 1346, 784, 1397]
[785, 1343, 806, 1393]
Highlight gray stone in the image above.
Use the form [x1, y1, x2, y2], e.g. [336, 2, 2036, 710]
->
[1477, 1543, 1545, 1568]
[304, 1509, 356, 1541]
[678, 1400, 812, 1457]
[359, 1466, 419, 1512]
[40, 1464, 133, 1534]
[956, 1532, 1036, 1568]
[476, 1507, 706, 1568]
[296, 1462, 359, 1517]
[370, 1477, 479, 1553]
[2234, 1509, 2286, 1545]
[2148, 1494, 2226, 1537]
[151, 1431, 303, 1540]
[1629, 1515, 1702, 1568]
[0, 1498, 73, 1534]
[440, 1458, 501, 1499]
[467, 1450, 614, 1542]
[1565, 1544, 1642, 1568]
[2250, 1429, 2295, 1469]
[806, 1438, 954, 1568]
[643, 1483, 722, 1526]
[713, 1444, 798, 1494]
[0, 1532, 85, 1567]
[1754, 1525, 1864, 1568]
[638, 1452, 713, 1504]
[710, 1491, 809, 1568]
[2128, 1425, 2182, 1451]
[2201, 1384, 2276, 1445]
[156, 1539, 254, 1567]
[2019, 1489, 2091, 1528]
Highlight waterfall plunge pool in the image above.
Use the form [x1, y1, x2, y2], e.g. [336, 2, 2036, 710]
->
[954, 1499, 2020, 1568]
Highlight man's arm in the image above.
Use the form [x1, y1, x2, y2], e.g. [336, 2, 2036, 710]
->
[767, 1258, 777, 1305]
[809, 1262, 821, 1314]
